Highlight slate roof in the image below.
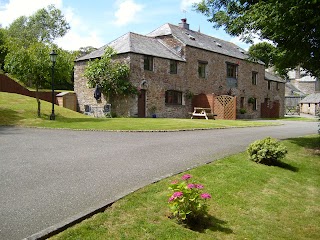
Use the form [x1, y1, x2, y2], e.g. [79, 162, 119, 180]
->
[300, 93, 320, 103]
[76, 22, 265, 64]
[265, 71, 286, 83]
[147, 23, 264, 64]
[285, 82, 306, 96]
[76, 32, 184, 62]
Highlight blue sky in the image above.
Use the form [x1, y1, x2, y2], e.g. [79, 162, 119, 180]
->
[0, 0, 252, 51]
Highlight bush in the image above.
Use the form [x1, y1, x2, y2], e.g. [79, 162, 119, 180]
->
[168, 174, 211, 223]
[247, 137, 288, 164]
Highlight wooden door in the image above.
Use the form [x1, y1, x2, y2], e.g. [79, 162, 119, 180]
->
[138, 89, 146, 117]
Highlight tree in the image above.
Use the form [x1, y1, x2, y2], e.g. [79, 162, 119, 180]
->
[248, 42, 276, 68]
[4, 5, 71, 117]
[78, 46, 97, 58]
[6, 5, 70, 46]
[4, 43, 74, 117]
[195, 0, 320, 78]
[0, 28, 8, 71]
[83, 47, 138, 102]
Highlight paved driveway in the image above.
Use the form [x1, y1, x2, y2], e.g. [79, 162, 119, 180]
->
[0, 121, 318, 240]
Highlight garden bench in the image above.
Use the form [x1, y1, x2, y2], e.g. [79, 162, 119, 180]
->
[191, 107, 217, 120]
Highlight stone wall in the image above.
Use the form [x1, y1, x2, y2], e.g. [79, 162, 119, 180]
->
[74, 43, 285, 118]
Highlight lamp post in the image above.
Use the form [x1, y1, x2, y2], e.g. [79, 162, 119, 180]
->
[49, 50, 58, 120]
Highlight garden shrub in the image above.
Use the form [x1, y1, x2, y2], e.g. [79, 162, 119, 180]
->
[247, 137, 288, 165]
[168, 174, 211, 223]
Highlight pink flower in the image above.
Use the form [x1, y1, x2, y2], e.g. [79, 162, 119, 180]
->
[173, 192, 183, 198]
[195, 184, 204, 189]
[182, 174, 192, 180]
[168, 196, 175, 202]
[169, 192, 183, 202]
[200, 193, 211, 199]
[187, 183, 195, 189]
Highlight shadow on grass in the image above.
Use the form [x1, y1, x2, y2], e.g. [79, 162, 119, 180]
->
[0, 108, 23, 125]
[45, 114, 111, 123]
[287, 136, 320, 149]
[271, 160, 299, 172]
[182, 214, 233, 234]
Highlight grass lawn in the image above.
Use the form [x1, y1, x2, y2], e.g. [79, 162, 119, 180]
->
[49, 135, 320, 240]
[0, 92, 282, 131]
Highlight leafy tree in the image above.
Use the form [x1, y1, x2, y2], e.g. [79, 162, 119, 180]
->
[83, 47, 138, 102]
[4, 5, 71, 117]
[78, 46, 97, 58]
[195, 0, 320, 78]
[6, 5, 70, 46]
[0, 27, 8, 71]
[5, 43, 74, 117]
[248, 42, 276, 68]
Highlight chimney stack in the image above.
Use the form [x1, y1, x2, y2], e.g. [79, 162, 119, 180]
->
[179, 18, 189, 30]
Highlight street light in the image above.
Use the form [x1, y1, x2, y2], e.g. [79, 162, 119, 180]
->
[49, 50, 58, 120]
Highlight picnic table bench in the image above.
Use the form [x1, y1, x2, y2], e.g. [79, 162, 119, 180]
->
[191, 107, 217, 120]
[285, 106, 300, 115]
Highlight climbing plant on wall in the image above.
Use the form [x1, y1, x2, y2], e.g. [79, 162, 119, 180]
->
[83, 46, 138, 101]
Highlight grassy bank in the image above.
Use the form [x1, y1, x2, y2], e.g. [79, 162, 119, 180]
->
[50, 135, 320, 240]
[0, 92, 280, 131]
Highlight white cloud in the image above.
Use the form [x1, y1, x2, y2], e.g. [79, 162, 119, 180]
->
[0, 0, 62, 27]
[180, 0, 201, 11]
[113, 0, 144, 26]
[0, 0, 104, 50]
[55, 30, 104, 51]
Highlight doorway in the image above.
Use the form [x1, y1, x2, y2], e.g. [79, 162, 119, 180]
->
[138, 89, 146, 117]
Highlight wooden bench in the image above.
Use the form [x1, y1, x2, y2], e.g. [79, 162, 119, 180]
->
[191, 107, 217, 120]
[285, 106, 300, 115]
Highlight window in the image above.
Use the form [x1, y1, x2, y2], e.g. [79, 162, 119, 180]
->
[268, 81, 271, 90]
[276, 82, 280, 90]
[165, 90, 182, 105]
[240, 97, 245, 109]
[144, 55, 153, 71]
[198, 61, 207, 78]
[227, 63, 237, 78]
[253, 98, 257, 111]
[170, 60, 177, 74]
[226, 63, 238, 88]
[252, 72, 258, 85]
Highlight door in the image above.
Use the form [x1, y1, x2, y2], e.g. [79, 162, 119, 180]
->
[138, 89, 146, 117]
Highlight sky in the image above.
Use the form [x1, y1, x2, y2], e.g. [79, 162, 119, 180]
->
[0, 0, 253, 51]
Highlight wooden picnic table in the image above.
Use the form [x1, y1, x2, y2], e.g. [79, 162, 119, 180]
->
[191, 107, 217, 120]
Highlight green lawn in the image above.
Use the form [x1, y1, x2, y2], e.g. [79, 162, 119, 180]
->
[50, 135, 320, 240]
[0, 92, 281, 131]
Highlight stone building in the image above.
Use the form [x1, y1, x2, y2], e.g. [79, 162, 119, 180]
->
[74, 19, 286, 118]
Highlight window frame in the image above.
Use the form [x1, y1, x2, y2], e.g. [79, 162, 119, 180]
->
[170, 60, 178, 74]
[226, 63, 238, 79]
[253, 98, 257, 111]
[252, 71, 258, 85]
[198, 61, 207, 79]
[144, 55, 153, 71]
[165, 90, 182, 105]
[268, 81, 271, 90]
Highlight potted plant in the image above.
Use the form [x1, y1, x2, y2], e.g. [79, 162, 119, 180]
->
[248, 97, 255, 104]
[240, 108, 247, 114]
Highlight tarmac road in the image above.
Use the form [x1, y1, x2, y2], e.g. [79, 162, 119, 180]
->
[0, 120, 318, 240]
